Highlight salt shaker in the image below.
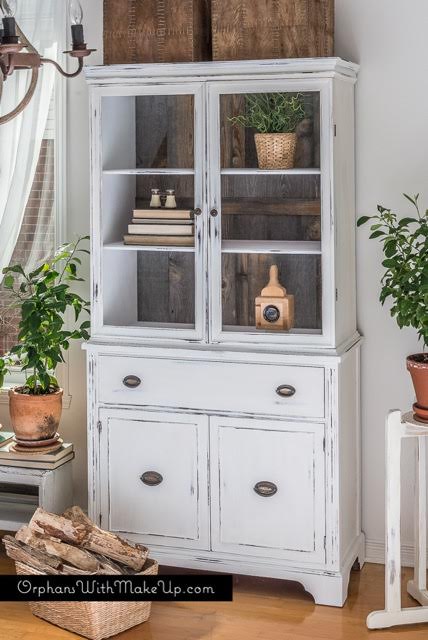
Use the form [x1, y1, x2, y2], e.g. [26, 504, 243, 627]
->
[150, 188, 161, 208]
[164, 189, 177, 209]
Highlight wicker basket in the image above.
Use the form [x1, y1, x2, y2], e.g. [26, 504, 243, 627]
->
[15, 558, 159, 640]
[254, 132, 297, 170]
[212, 0, 334, 61]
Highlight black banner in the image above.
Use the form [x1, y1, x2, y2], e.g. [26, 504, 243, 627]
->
[0, 574, 233, 602]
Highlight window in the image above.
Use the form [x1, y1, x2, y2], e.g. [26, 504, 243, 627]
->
[0, 1, 66, 387]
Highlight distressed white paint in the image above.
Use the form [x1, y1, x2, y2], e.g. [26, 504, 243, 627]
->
[367, 411, 428, 629]
[85, 60, 363, 607]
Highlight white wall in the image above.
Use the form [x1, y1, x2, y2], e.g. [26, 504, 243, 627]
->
[335, 0, 428, 556]
[1, 0, 425, 555]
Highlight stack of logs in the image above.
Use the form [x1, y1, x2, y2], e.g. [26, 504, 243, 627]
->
[3, 507, 149, 575]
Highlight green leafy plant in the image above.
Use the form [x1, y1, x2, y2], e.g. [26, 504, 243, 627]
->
[229, 93, 306, 134]
[0, 237, 90, 394]
[357, 194, 428, 347]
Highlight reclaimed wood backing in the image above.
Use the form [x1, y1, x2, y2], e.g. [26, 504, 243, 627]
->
[104, 0, 211, 64]
[211, 0, 334, 61]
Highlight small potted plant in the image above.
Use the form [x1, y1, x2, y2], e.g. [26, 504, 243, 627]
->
[229, 93, 306, 170]
[0, 237, 90, 442]
[358, 195, 428, 422]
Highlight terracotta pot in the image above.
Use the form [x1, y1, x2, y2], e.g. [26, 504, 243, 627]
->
[8, 388, 63, 441]
[407, 354, 428, 421]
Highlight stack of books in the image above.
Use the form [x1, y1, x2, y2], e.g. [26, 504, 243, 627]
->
[0, 439, 74, 470]
[123, 208, 195, 247]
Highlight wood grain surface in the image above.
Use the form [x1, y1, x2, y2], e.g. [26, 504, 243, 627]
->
[1, 550, 428, 640]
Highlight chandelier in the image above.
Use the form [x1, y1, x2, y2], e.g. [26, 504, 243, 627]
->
[0, 0, 95, 125]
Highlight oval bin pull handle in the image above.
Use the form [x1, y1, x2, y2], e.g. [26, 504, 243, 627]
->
[276, 384, 296, 398]
[140, 471, 163, 487]
[254, 481, 278, 497]
[123, 375, 141, 389]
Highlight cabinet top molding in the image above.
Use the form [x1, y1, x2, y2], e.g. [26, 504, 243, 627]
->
[85, 57, 359, 85]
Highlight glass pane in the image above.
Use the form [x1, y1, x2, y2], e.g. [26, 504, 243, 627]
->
[221, 174, 321, 242]
[103, 250, 195, 329]
[222, 254, 322, 333]
[220, 92, 320, 170]
[136, 175, 195, 212]
[136, 95, 194, 169]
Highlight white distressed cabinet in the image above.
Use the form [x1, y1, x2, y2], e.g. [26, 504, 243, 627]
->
[84, 58, 364, 606]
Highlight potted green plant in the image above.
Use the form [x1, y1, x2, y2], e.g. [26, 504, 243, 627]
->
[229, 93, 306, 170]
[0, 237, 90, 442]
[358, 194, 428, 422]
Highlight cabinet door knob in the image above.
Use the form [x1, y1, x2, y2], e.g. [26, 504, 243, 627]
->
[140, 471, 163, 487]
[123, 375, 142, 389]
[254, 481, 278, 497]
[191, 207, 202, 217]
[210, 208, 219, 217]
[276, 384, 296, 398]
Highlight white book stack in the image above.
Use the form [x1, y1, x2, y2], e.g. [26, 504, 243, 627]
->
[124, 209, 195, 247]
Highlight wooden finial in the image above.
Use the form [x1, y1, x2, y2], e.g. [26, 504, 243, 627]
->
[261, 265, 287, 298]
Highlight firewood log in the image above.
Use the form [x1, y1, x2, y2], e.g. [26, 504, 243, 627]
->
[3, 536, 61, 574]
[15, 527, 100, 573]
[36, 506, 147, 571]
[29, 508, 88, 545]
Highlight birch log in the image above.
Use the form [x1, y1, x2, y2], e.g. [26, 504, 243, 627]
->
[15, 526, 100, 573]
[3, 536, 61, 574]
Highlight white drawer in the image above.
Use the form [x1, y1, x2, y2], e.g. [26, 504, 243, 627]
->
[210, 416, 326, 563]
[98, 355, 325, 419]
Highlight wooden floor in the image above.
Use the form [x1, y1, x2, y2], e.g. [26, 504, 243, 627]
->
[1, 552, 428, 639]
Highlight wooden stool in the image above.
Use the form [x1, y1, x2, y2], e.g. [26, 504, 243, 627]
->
[367, 410, 428, 629]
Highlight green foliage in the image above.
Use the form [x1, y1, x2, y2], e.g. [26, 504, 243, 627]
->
[0, 237, 90, 394]
[229, 93, 306, 134]
[357, 194, 428, 347]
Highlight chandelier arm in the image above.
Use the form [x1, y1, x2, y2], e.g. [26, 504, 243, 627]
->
[0, 66, 39, 126]
[40, 56, 84, 79]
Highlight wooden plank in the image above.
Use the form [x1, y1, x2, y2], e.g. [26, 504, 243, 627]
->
[222, 199, 320, 216]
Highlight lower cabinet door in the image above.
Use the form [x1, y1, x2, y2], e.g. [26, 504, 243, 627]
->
[99, 409, 209, 549]
[210, 416, 326, 563]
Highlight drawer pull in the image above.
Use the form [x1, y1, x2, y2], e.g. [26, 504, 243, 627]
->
[254, 481, 278, 497]
[276, 384, 296, 398]
[140, 471, 163, 487]
[123, 375, 141, 389]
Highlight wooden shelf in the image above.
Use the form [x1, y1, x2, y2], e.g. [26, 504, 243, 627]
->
[0, 501, 37, 531]
[104, 242, 195, 253]
[103, 168, 195, 176]
[221, 168, 321, 176]
[222, 198, 320, 216]
[221, 240, 322, 255]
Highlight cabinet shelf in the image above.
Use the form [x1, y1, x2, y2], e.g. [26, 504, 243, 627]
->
[222, 198, 320, 217]
[103, 168, 195, 176]
[221, 241, 322, 255]
[104, 241, 195, 253]
[221, 168, 321, 176]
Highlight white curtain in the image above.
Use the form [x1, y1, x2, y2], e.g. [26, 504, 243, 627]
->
[0, 0, 62, 282]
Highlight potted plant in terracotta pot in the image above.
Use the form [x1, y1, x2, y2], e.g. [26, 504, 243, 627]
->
[229, 92, 306, 170]
[0, 237, 90, 442]
[358, 194, 428, 422]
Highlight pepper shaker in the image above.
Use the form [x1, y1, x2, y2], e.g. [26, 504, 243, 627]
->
[164, 189, 177, 209]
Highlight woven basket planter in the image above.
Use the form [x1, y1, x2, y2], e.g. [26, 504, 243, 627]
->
[15, 558, 159, 640]
[212, 0, 334, 61]
[254, 133, 297, 170]
[104, 0, 211, 64]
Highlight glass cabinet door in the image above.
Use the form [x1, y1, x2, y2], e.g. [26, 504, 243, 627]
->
[94, 84, 206, 341]
[208, 81, 332, 345]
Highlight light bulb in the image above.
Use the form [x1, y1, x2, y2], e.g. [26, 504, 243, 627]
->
[68, 0, 83, 26]
[1, 0, 17, 18]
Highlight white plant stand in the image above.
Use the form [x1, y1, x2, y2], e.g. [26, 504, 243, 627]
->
[367, 410, 428, 629]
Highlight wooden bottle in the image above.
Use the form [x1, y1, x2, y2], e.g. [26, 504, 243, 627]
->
[255, 265, 294, 331]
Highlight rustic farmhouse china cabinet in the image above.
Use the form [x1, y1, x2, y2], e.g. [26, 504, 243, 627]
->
[84, 58, 363, 606]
